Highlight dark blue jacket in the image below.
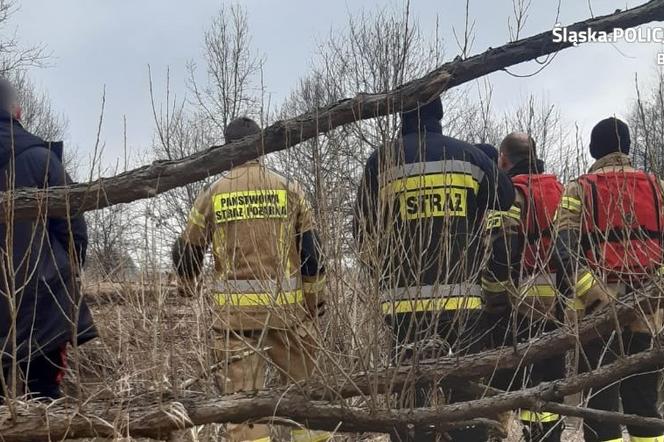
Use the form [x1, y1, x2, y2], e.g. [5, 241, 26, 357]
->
[354, 114, 515, 291]
[0, 112, 96, 365]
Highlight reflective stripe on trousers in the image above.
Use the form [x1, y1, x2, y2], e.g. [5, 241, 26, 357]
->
[382, 296, 482, 314]
[291, 429, 332, 442]
[214, 277, 303, 306]
[519, 410, 559, 423]
[381, 283, 482, 302]
[522, 273, 557, 297]
[381, 283, 482, 313]
[630, 436, 664, 442]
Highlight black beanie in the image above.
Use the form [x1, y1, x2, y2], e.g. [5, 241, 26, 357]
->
[224, 116, 261, 142]
[474, 143, 498, 164]
[589, 117, 631, 159]
[401, 96, 443, 135]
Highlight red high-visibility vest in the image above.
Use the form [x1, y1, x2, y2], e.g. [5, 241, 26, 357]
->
[512, 174, 564, 275]
[578, 170, 664, 279]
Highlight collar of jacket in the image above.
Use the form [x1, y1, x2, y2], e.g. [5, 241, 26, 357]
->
[401, 117, 442, 136]
[0, 109, 23, 127]
[507, 158, 545, 177]
[588, 152, 632, 173]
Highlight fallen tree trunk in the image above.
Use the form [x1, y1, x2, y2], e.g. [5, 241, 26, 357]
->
[317, 297, 641, 400]
[5, 0, 664, 219]
[0, 344, 661, 441]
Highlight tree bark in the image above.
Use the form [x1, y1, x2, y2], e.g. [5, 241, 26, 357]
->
[0, 346, 661, 441]
[4, 1, 664, 219]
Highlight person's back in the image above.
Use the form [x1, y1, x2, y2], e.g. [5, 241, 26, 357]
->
[554, 117, 664, 442]
[355, 99, 513, 300]
[186, 160, 318, 330]
[354, 97, 514, 442]
[482, 132, 565, 442]
[0, 79, 95, 401]
[173, 117, 328, 442]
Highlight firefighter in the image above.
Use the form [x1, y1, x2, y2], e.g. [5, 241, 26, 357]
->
[354, 97, 514, 442]
[482, 133, 565, 441]
[553, 117, 664, 442]
[172, 117, 328, 442]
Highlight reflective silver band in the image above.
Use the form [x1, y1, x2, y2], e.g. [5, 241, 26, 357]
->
[215, 277, 300, 294]
[530, 273, 557, 286]
[380, 283, 482, 302]
[385, 160, 485, 184]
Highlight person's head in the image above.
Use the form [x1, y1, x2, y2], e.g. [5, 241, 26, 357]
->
[589, 117, 630, 159]
[400, 96, 443, 135]
[224, 116, 261, 143]
[0, 78, 20, 120]
[474, 143, 498, 164]
[498, 132, 537, 172]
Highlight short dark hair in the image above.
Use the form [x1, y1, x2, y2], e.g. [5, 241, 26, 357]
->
[500, 132, 537, 164]
[224, 117, 261, 142]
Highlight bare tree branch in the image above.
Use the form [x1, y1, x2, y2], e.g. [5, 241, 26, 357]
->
[3, 1, 664, 219]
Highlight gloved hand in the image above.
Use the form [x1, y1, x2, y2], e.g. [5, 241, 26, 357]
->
[578, 283, 612, 315]
[304, 292, 326, 319]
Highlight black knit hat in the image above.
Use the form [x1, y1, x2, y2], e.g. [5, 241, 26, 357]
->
[224, 117, 261, 142]
[589, 117, 631, 159]
[475, 143, 498, 164]
[401, 96, 443, 135]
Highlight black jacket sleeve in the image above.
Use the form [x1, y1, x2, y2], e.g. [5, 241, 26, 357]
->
[476, 155, 515, 214]
[353, 152, 379, 248]
[298, 230, 325, 277]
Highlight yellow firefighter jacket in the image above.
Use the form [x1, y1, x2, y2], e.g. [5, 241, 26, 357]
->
[181, 160, 325, 331]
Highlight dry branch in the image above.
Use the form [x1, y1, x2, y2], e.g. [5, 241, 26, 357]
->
[0, 343, 661, 441]
[5, 0, 664, 219]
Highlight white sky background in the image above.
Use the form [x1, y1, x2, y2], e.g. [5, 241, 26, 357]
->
[9, 0, 664, 174]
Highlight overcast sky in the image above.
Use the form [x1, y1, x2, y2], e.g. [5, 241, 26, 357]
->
[9, 0, 664, 173]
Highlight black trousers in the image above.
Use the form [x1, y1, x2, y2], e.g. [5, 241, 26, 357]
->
[386, 309, 488, 442]
[489, 314, 565, 442]
[580, 331, 662, 442]
[1, 346, 66, 401]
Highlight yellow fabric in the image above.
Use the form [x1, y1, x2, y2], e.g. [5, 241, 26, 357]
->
[302, 277, 326, 294]
[252, 438, 271, 442]
[382, 296, 482, 314]
[481, 277, 508, 293]
[381, 173, 480, 220]
[569, 297, 586, 311]
[631, 436, 664, 442]
[524, 285, 556, 297]
[485, 205, 521, 230]
[560, 196, 582, 213]
[215, 290, 304, 306]
[291, 429, 332, 442]
[519, 410, 559, 423]
[576, 271, 597, 297]
[212, 189, 288, 223]
[214, 323, 319, 442]
[382, 173, 480, 194]
[188, 206, 206, 229]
